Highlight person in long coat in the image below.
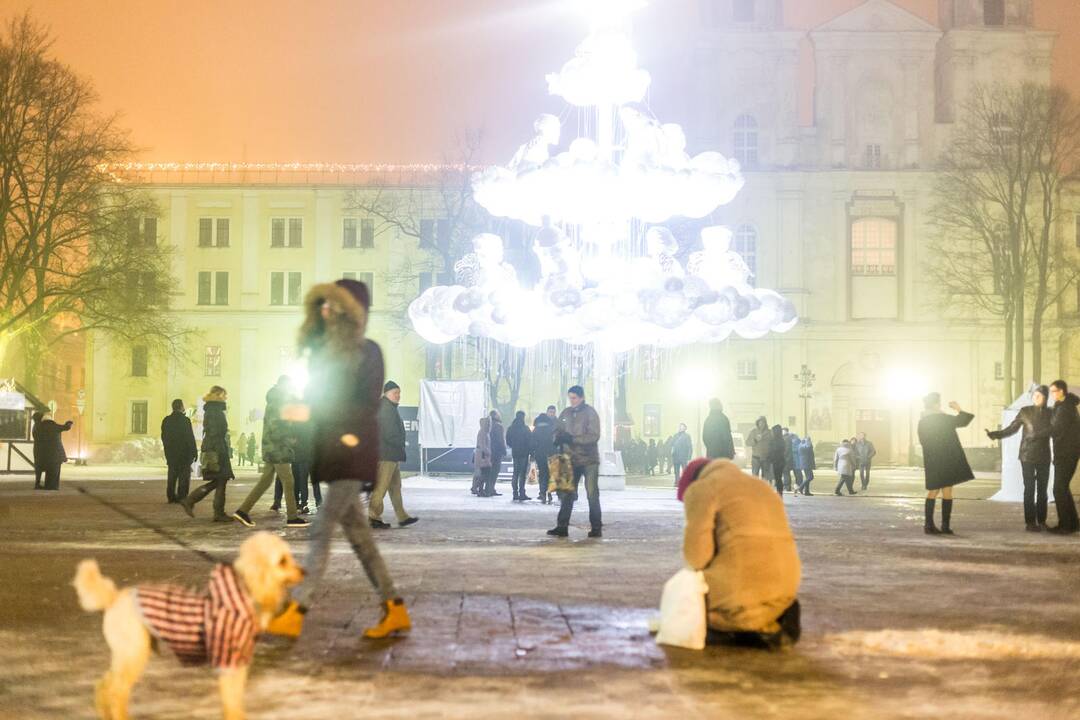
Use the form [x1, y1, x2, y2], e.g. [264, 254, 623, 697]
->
[986, 385, 1052, 531]
[678, 458, 801, 649]
[161, 399, 198, 503]
[179, 386, 235, 521]
[1048, 380, 1080, 534]
[473, 417, 492, 496]
[486, 410, 507, 497]
[746, 417, 772, 482]
[702, 399, 735, 460]
[36, 412, 73, 491]
[917, 393, 974, 535]
[795, 436, 816, 495]
[531, 408, 557, 503]
[767, 425, 786, 496]
[31, 411, 44, 489]
[506, 410, 533, 502]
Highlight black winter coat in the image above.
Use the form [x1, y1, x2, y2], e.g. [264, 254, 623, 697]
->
[490, 420, 507, 463]
[531, 414, 556, 459]
[200, 401, 234, 481]
[377, 396, 407, 463]
[702, 411, 735, 460]
[988, 405, 1052, 465]
[161, 411, 198, 466]
[1051, 393, 1080, 460]
[307, 339, 384, 485]
[505, 418, 532, 458]
[34, 419, 72, 468]
[918, 410, 974, 490]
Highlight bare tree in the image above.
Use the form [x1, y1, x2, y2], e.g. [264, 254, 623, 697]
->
[0, 15, 183, 383]
[928, 83, 1080, 402]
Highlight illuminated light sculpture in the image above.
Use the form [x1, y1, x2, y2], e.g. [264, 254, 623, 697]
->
[409, 3, 797, 483]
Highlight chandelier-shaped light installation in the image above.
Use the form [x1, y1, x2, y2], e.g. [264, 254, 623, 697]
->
[408, 5, 797, 354]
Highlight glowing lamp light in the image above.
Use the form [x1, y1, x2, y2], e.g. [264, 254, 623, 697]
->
[573, 0, 648, 27]
[680, 368, 714, 399]
[885, 368, 929, 403]
[285, 357, 310, 395]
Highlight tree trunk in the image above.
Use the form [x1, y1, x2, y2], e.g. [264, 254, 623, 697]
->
[1003, 310, 1015, 406]
[1013, 292, 1026, 399]
[1031, 307, 1044, 384]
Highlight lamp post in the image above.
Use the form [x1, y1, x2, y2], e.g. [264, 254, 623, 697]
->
[793, 364, 816, 433]
[75, 389, 86, 465]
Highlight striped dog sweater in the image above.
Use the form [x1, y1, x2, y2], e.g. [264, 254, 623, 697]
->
[135, 564, 257, 669]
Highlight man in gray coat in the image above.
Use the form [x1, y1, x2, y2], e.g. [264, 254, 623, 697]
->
[370, 381, 419, 529]
[548, 385, 603, 539]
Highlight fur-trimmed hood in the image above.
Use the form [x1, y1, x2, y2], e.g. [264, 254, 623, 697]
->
[299, 282, 368, 355]
[203, 388, 228, 404]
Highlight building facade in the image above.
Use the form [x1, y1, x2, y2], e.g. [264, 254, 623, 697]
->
[89, 0, 1079, 464]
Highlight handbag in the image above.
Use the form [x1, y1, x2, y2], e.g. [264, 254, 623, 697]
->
[548, 451, 575, 494]
[655, 568, 709, 650]
[199, 450, 220, 474]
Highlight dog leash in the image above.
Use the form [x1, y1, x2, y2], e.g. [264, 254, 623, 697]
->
[75, 486, 220, 565]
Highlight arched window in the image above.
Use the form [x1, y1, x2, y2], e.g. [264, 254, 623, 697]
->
[733, 224, 758, 285]
[984, 0, 1005, 26]
[733, 114, 759, 169]
[851, 217, 897, 276]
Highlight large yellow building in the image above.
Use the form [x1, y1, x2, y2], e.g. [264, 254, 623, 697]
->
[87, 0, 1080, 464]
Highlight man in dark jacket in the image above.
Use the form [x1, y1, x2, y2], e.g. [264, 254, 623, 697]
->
[671, 423, 693, 484]
[485, 410, 507, 496]
[853, 433, 877, 491]
[35, 412, 73, 491]
[370, 381, 418, 528]
[702, 399, 735, 460]
[506, 410, 533, 502]
[549, 386, 603, 538]
[1048, 380, 1080, 534]
[987, 385, 1052, 531]
[161, 399, 197, 503]
[532, 406, 557, 503]
[917, 393, 974, 536]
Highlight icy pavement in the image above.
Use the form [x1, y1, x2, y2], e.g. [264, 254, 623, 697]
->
[2, 468, 1080, 719]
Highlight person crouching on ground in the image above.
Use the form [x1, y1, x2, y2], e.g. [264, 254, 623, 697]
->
[918, 393, 975, 536]
[678, 459, 801, 649]
[267, 279, 410, 640]
[986, 385, 1052, 532]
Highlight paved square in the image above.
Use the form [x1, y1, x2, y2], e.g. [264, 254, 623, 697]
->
[2, 467, 1080, 719]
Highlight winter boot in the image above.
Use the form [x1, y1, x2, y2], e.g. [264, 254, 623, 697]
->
[941, 499, 955, 535]
[363, 598, 411, 639]
[924, 498, 940, 535]
[266, 600, 307, 638]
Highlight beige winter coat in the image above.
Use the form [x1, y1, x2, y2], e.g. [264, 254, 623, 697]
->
[682, 460, 801, 634]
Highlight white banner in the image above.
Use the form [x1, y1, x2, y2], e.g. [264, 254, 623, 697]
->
[0, 392, 26, 411]
[418, 380, 487, 448]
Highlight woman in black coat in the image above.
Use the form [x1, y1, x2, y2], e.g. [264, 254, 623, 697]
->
[767, 425, 786, 496]
[986, 385, 1052, 531]
[35, 412, 73, 491]
[179, 386, 235, 521]
[917, 393, 974, 535]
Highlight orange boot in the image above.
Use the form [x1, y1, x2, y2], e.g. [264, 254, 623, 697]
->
[265, 601, 307, 638]
[363, 598, 411, 639]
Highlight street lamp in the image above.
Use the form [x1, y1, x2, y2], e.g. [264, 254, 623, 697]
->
[886, 368, 928, 466]
[793, 364, 816, 433]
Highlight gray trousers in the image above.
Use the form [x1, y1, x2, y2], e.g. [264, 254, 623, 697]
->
[239, 462, 298, 520]
[296, 480, 396, 606]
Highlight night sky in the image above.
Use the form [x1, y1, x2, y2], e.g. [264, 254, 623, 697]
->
[4, 0, 1078, 163]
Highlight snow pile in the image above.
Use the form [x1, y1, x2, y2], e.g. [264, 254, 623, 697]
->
[827, 629, 1080, 660]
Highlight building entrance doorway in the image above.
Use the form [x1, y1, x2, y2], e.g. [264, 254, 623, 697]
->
[855, 409, 892, 465]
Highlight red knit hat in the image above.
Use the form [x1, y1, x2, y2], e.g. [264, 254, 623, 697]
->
[677, 458, 712, 502]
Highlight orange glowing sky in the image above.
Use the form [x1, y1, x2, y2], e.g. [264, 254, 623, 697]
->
[4, 1, 1079, 163]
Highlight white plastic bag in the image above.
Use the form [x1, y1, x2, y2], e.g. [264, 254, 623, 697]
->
[655, 568, 709, 650]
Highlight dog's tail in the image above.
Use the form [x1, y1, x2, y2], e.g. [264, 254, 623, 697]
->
[73, 560, 118, 612]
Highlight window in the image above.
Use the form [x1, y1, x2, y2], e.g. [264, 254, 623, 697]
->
[733, 224, 758, 284]
[142, 217, 157, 246]
[733, 114, 758, 168]
[343, 272, 375, 306]
[271, 217, 303, 248]
[989, 112, 1012, 146]
[131, 346, 148, 377]
[361, 218, 376, 248]
[270, 272, 303, 306]
[130, 401, 148, 435]
[420, 219, 436, 248]
[733, 0, 755, 22]
[343, 218, 358, 248]
[127, 272, 157, 305]
[197, 271, 229, 305]
[851, 218, 897, 276]
[994, 361, 1004, 380]
[864, 144, 883, 169]
[198, 217, 229, 247]
[984, 0, 1005, 26]
[737, 358, 758, 380]
[205, 346, 222, 377]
